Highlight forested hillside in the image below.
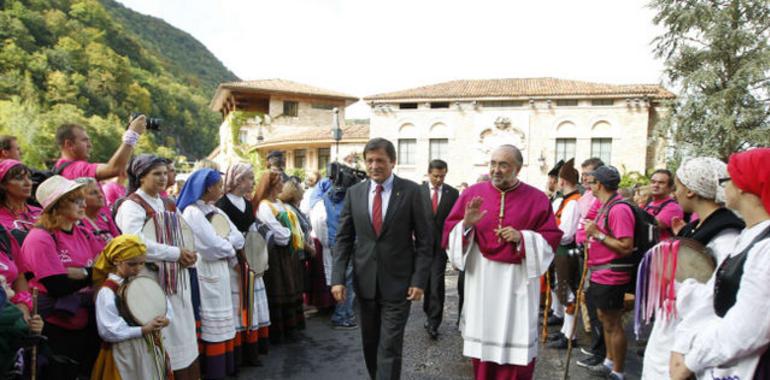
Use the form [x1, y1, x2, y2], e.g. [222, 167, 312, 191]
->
[0, 0, 238, 167]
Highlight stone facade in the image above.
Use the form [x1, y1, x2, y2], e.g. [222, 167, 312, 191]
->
[365, 79, 673, 188]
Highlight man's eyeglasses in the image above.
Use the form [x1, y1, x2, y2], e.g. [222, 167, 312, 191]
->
[718, 177, 731, 185]
[585, 181, 598, 185]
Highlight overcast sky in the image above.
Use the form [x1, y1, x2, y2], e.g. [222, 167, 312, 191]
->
[116, 0, 668, 118]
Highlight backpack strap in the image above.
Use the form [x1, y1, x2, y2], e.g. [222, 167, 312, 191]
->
[599, 195, 630, 236]
[51, 160, 74, 176]
[644, 198, 676, 217]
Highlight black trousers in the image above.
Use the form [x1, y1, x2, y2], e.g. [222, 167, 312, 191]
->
[585, 282, 606, 357]
[422, 249, 448, 328]
[457, 270, 465, 325]
[358, 295, 412, 380]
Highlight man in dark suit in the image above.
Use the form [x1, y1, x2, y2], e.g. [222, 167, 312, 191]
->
[332, 138, 433, 380]
[420, 159, 459, 340]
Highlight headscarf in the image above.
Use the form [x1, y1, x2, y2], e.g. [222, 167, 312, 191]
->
[127, 154, 168, 194]
[176, 169, 222, 212]
[309, 178, 332, 209]
[224, 162, 253, 194]
[676, 157, 727, 203]
[727, 148, 770, 214]
[0, 160, 23, 182]
[92, 234, 147, 287]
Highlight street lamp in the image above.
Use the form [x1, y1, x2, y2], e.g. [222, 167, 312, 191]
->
[331, 107, 343, 160]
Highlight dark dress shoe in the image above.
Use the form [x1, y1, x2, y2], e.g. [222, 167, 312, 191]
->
[545, 335, 575, 349]
[546, 315, 564, 326]
[427, 325, 439, 340]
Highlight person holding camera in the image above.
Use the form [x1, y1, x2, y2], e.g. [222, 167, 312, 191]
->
[53, 115, 148, 181]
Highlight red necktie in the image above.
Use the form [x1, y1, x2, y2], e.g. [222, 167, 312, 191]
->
[431, 187, 439, 214]
[372, 184, 383, 236]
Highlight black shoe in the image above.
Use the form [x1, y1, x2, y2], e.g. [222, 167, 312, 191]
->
[546, 332, 564, 342]
[427, 325, 439, 340]
[545, 335, 575, 349]
[546, 315, 564, 326]
[576, 355, 603, 368]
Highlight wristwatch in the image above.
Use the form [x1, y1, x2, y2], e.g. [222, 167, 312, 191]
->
[595, 232, 607, 242]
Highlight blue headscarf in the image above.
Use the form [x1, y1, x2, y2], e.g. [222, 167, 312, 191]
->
[176, 169, 222, 212]
[309, 178, 332, 209]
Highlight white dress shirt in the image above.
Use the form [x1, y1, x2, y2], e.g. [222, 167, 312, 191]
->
[367, 174, 395, 224]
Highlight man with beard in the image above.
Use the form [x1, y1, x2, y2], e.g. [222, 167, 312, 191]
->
[443, 145, 562, 379]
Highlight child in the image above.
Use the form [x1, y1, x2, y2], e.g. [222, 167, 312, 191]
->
[91, 235, 173, 380]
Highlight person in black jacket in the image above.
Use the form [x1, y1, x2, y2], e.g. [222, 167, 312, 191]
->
[332, 138, 432, 380]
[419, 159, 459, 340]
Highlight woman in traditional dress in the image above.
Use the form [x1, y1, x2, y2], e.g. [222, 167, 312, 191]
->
[252, 172, 306, 343]
[640, 157, 744, 379]
[177, 168, 244, 379]
[670, 148, 770, 379]
[279, 178, 329, 315]
[0, 159, 41, 232]
[114, 154, 200, 380]
[75, 177, 121, 253]
[215, 162, 270, 363]
[19, 175, 102, 379]
[91, 235, 172, 380]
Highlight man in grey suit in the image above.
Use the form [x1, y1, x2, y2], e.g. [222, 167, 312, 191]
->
[332, 138, 433, 380]
[420, 159, 459, 340]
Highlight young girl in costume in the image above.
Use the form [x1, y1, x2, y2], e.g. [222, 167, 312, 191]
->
[91, 234, 173, 380]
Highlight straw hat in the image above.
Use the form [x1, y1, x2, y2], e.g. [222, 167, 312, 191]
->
[35, 175, 85, 212]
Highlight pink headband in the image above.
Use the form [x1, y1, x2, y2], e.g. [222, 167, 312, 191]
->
[0, 160, 23, 182]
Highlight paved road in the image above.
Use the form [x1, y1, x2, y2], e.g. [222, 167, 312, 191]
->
[240, 271, 644, 379]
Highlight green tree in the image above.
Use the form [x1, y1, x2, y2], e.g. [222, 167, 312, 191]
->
[651, 0, 770, 161]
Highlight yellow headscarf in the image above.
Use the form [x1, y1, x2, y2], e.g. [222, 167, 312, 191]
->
[92, 234, 147, 287]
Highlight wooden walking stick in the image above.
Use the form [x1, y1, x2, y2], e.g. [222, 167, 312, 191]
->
[31, 287, 39, 380]
[541, 270, 552, 342]
[563, 245, 590, 380]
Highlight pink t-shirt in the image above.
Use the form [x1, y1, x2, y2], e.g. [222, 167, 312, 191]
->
[20, 226, 101, 294]
[0, 205, 42, 231]
[79, 211, 121, 253]
[54, 158, 98, 180]
[576, 196, 601, 245]
[644, 196, 684, 241]
[588, 195, 636, 285]
[0, 230, 21, 283]
[101, 182, 126, 208]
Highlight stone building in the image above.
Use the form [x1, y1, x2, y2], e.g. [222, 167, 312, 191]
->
[364, 78, 675, 187]
[209, 79, 368, 173]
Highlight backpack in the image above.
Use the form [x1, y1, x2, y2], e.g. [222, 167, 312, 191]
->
[28, 161, 74, 208]
[601, 198, 661, 291]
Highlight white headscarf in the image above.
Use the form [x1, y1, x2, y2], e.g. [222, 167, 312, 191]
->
[676, 157, 727, 203]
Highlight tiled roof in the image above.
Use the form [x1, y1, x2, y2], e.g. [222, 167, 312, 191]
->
[364, 77, 675, 101]
[251, 122, 369, 149]
[218, 79, 358, 101]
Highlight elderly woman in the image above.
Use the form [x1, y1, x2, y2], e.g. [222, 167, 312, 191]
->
[215, 163, 270, 364]
[640, 157, 744, 379]
[19, 175, 103, 379]
[114, 154, 200, 380]
[177, 168, 244, 380]
[670, 148, 770, 379]
[252, 172, 305, 343]
[75, 177, 120, 253]
[0, 160, 41, 231]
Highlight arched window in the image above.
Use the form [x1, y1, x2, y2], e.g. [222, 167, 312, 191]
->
[554, 121, 577, 163]
[429, 122, 448, 161]
[398, 123, 417, 165]
[591, 121, 613, 164]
